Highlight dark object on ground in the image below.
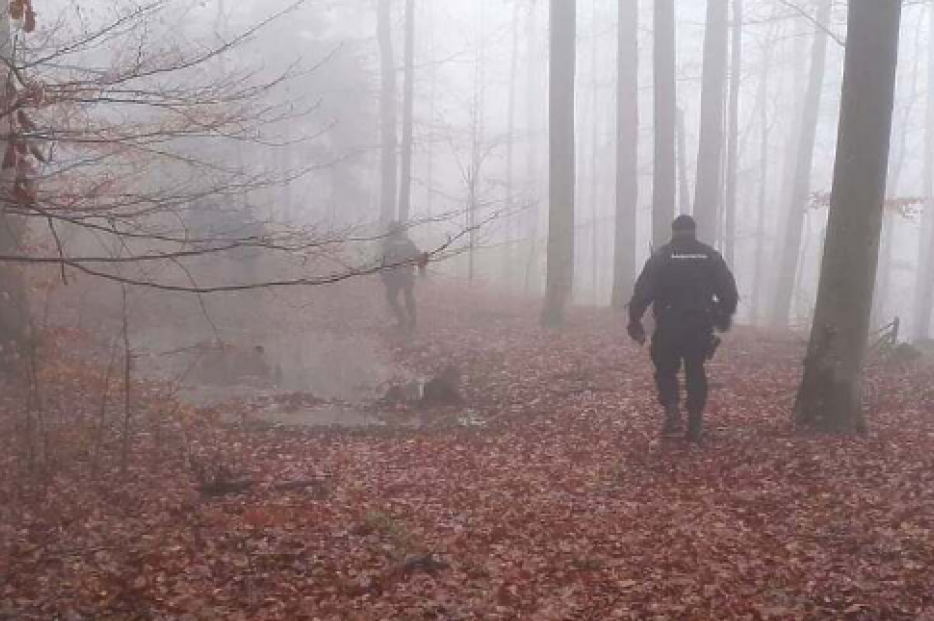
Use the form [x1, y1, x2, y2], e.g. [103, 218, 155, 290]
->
[401, 554, 450, 576]
[382, 381, 422, 405]
[191, 456, 255, 497]
[887, 342, 923, 365]
[381, 367, 463, 407]
[421, 366, 463, 406]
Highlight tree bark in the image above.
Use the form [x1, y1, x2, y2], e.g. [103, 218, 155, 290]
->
[913, 3, 934, 340]
[723, 0, 742, 265]
[751, 28, 774, 326]
[693, 0, 730, 243]
[676, 108, 692, 216]
[652, 0, 676, 249]
[0, 3, 27, 369]
[590, 0, 600, 304]
[874, 59, 915, 327]
[397, 0, 415, 222]
[770, 0, 832, 328]
[377, 0, 398, 224]
[467, 2, 486, 283]
[524, 2, 542, 296]
[796, 0, 902, 433]
[542, 0, 576, 326]
[504, 0, 520, 285]
[611, 0, 639, 309]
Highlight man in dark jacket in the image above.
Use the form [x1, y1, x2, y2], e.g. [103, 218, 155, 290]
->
[627, 215, 739, 443]
[381, 222, 427, 332]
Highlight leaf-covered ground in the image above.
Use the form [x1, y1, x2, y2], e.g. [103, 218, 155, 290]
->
[2, 286, 934, 620]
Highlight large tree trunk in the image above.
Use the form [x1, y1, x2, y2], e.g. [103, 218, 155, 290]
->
[693, 0, 730, 243]
[377, 0, 398, 224]
[0, 3, 27, 370]
[723, 0, 742, 265]
[397, 0, 415, 222]
[652, 0, 676, 249]
[796, 0, 902, 433]
[913, 4, 934, 340]
[589, 0, 601, 304]
[676, 108, 692, 216]
[770, 0, 832, 328]
[611, 0, 639, 309]
[542, 0, 577, 326]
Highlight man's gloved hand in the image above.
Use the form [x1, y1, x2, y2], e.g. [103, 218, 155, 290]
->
[713, 308, 733, 333]
[627, 321, 647, 346]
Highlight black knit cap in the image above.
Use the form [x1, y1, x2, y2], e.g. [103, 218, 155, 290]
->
[672, 214, 697, 232]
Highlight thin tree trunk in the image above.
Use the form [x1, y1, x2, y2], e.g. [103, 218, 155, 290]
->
[874, 41, 918, 326]
[543, 0, 577, 326]
[751, 29, 774, 326]
[426, 0, 436, 217]
[397, 0, 415, 222]
[652, 0, 677, 248]
[0, 2, 27, 370]
[693, 0, 730, 242]
[590, 0, 600, 304]
[611, 0, 639, 309]
[504, 0, 520, 284]
[796, 0, 902, 433]
[676, 107, 692, 216]
[377, 0, 398, 224]
[913, 3, 934, 340]
[525, 2, 542, 296]
[770, 0, 832, 328]
[723, 0, 742, 265]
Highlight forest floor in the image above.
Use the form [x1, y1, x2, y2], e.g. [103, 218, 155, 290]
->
[2, 283, 934, 621]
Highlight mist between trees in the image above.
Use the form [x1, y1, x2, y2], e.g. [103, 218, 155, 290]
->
[3, 2, 934, 618]
[0, 0, 921, 432]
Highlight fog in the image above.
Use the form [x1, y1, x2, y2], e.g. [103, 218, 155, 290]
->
[3, 2, 933, 618]
[80, 0, 925, 331]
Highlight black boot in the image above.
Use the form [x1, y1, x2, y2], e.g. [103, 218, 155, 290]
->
[685, 410, 703, 444]
[661, 404, 683, 438]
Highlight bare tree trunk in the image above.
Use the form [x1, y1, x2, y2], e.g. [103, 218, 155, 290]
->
[796, 0, 902, 433]
[590, 0, 600, 304]
[874, 48, 917, 326]
[543, 0, 576, 326]
[611, 0, 639, 309]
[467, 4, 486, 284]
[504, 0, 520, 285]
[693, 0, 730, 242]
[377, 0, 398, 224]
[676, 108, 692, 216]
[751, 29, 774, 326]
[525, 2, 542, 296]
[652, 0, 677, 248]
[397, 0, 415, 222]
[426, 0, 436, 217]
[770, 0, 832, 328]
[0, 3, 27, 370]
[913, 4, 934, 340]
[723, 0, 742, 265]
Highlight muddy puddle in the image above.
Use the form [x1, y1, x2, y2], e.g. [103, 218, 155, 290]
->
[136, 330, 421, 429]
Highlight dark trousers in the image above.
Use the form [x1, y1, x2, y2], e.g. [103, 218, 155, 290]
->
[650, 324, 712, 416]
[385, 279, 416, 329]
